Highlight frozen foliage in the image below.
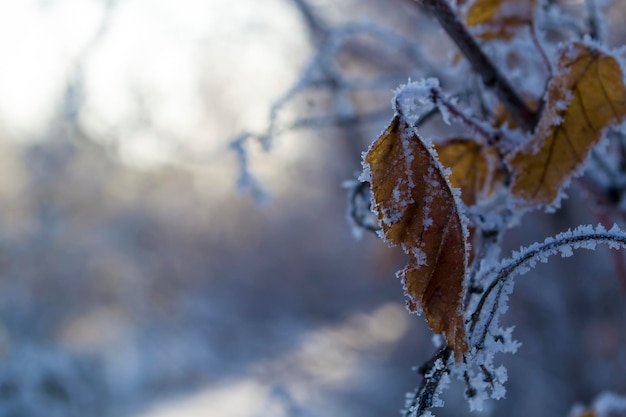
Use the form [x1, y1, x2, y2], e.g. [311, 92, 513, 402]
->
[393, 218, 626, 417]
[227, 0, 626, 417]
[354, 0, 626, 414]
[454, 224, 626, 411]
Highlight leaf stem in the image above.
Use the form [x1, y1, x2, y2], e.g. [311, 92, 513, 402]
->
[529, 23, 552, 75]
[430, 88, 504, 146]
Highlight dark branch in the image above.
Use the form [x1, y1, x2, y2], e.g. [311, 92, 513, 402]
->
[404, 347, 451, 417]
[416, 0, 539, 132]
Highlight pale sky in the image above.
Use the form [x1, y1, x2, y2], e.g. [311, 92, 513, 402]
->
[0, 0, 309, 167]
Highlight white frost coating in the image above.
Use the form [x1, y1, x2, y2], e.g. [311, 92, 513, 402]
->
[413, 247, 428, 267]
[522, 42, 626, 212]
[431, 334, 444, 349]
[400, 127, 417, 189]
[458, 224, 626, 412]
[490, 366, 508, 400]
[570, 392, 626, 417]
[495, 224, 626, 281]
[592, 392, 626, 417]
[558, 244, 573, 258]
[431, 372, 450, 408]
[393, 78, 439, 125]
[437, 95, 456, 125]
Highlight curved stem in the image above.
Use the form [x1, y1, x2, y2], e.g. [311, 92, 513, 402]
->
[470, 227, 626, 342]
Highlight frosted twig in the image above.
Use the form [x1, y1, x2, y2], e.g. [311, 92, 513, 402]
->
[230, 134, 270, 203]
[346, 180, 380, 235]
[464, 228, 500, 307]
[585, 0, 601, 42]
[403, 347, 451, 417]
[469, 225, 626, 345]
[429, 88, 506, 146]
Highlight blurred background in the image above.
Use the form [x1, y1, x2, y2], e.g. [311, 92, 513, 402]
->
[0, 1, 624, 416]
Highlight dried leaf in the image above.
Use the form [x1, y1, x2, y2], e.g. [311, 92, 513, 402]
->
[509, 42, 626, 208]
[364, 115, 468, 359]
[435, 138, 505, 206]
[466, 0, 536, 40]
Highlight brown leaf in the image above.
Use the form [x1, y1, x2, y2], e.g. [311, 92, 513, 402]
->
[509, 42, 626, 208]
[435, 138, 505, 206]
[364, 115, 468, 360]
[465, 0, 536, 41]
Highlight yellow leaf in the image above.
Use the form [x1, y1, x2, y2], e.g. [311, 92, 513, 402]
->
[466, 0, 502, 26]
[364, 115, 468, 360]
[509, 42, 626, 208]
[435, 138, 505, 206]
[466, 0, 536, 41]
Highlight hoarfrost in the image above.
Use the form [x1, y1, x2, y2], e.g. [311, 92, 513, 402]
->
[413, 247, 428, 267]
[431, 334, 444, 349]
[558, 244, 573, 258]
[593, 392, 626, 417]
[393, 78, 439, 124]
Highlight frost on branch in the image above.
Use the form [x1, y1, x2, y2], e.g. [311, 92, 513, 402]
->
[361, 114, 469, 361]
[393, 79, 440, 126]
[461, 224, 626, 410]
[569, 392, 626, 417]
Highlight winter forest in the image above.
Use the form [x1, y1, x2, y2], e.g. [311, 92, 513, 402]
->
[0, 0, 625, 416]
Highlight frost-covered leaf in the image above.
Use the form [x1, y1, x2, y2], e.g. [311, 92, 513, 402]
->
[509, 42, 626, 209]
[465, 0, 536, 40]
[435, 138, 505, 206]
[363, 115, 468, 360]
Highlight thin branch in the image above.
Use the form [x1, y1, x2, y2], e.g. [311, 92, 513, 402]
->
[430, 88, 505, 146]
[290, 0, 328, 44]
[289, 107, 392, 131]
[585, 0, 601, 42]
[469, 226, 626, 343]
[464, 228, 499, 307]
[403, 347, 451, 417]
[416, 0, 539, 132]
